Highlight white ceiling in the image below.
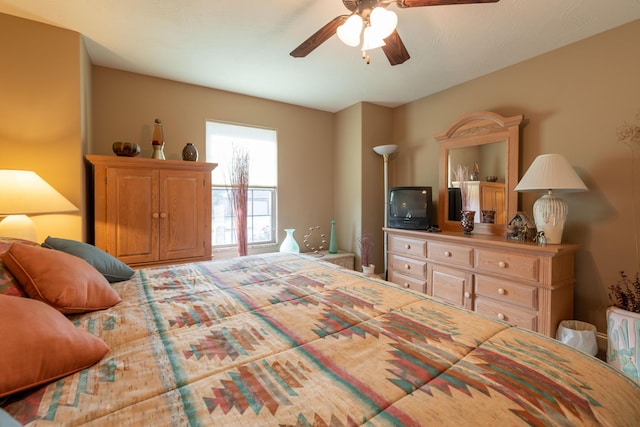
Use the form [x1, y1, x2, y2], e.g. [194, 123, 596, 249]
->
[1, 0, 639, 113]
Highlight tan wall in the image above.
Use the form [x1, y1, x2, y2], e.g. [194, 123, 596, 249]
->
[334, 103, 363, 259]
[91, 67, 335, 257]
[334, 102, 393, 273]
[0, 13, 84, 241]
[361, 103, 393, 274]
[393, 19, 640, 332]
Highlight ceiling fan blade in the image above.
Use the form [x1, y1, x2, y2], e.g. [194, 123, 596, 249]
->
[342, 0, 358, 12]
[397, 0, 499, 7]
[381, 30, 410, 65]
[290, 15, 349, 58]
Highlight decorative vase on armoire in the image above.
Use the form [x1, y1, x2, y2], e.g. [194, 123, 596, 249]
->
[151, 118, 165, 160]
[279, 229, 300, 253]
[182, 143, 198, 161]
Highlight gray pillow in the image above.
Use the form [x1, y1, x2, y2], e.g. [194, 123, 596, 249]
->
[42, 236, 134, 283]
[0, 408, 23, 427]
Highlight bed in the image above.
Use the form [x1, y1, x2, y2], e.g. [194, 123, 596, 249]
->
[1, 237, 639, 426]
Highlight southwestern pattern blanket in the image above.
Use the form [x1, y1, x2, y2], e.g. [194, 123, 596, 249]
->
[3, 252, 640, 425]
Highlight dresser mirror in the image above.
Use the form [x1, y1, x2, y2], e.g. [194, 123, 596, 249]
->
[435, 111, 524, 236]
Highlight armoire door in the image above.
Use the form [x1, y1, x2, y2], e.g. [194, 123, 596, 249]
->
[105, 167, 159, 264]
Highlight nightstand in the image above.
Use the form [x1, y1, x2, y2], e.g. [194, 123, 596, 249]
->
[304, 250, 355, 270]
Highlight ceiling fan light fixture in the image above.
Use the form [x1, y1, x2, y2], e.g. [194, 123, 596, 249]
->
[337, 14, 363, 47]
[362, 25, 386, 51]
[369, 7, 397, 39]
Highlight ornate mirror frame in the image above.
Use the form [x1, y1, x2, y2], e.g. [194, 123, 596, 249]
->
[435, 111, 524, 236]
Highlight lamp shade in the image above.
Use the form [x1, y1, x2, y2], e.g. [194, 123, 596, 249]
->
[373, 144, 398, 156]
[514, 154, 587, 193]
[514, 154, 587, 244]
[369, 7, 397, 40]
[0, 170, 78, 215]
[337, 14, 363, 47]
[362, 25, 386, 51]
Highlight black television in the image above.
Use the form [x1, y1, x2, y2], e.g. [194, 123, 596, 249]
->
[448, 187, 462, 221]
[388, 186, 432, 230]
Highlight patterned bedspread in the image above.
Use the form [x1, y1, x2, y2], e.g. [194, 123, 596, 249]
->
[3, 253, 640, 426]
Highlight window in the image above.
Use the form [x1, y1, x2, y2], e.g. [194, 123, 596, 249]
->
[206, 121, 277, 248]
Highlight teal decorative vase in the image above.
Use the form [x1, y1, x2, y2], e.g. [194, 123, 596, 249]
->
[328, 219, 338, 254]
[279, 229, 300, 253]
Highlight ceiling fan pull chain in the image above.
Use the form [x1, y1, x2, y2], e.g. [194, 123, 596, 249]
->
[362, 50, 371, 64]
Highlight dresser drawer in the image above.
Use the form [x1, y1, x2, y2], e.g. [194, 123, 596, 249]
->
[389, 270, 426, 293]
[388, 235, 427, 258]
[474, 297, 538, 331]
[475, 249, 539, 282]
[428, 242, 473, 268]
[389, 254, 427, 280]
[475, 275, 537, 310]
[429, 265, 470, 308]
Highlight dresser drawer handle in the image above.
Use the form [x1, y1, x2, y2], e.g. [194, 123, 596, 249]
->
[464, 292, 471, 299]
[498, 288, 505, 295]
[497, 313, 505, 321]
[404, 244, 411, 250]
[498, 261, 506, 268]
[152, 213, 160, 219]
[404, 264, 411, 270]
[404, 282, 410, 289]
[444, 251, 451, 257]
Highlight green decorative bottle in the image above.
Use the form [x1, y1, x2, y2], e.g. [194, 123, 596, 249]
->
[328, 219, 338, 254]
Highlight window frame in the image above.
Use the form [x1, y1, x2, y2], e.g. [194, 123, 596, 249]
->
[206, 121, 278, 249]
[211, 185, 277, 249]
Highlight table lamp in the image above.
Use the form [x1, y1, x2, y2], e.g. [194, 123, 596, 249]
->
[514, 154, 587, 244]
[0, 170, 78, 242]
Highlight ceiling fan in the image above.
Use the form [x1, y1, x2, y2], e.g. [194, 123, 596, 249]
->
[290, 0, 500, 65]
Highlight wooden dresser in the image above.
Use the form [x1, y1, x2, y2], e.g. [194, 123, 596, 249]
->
[86, 155, 217, 268]
[385, 228, 578, 337]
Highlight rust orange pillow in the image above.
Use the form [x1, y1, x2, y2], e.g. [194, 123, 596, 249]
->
[0, 295, 109, 398]
[0, 243, 121, 314]
[0, 237, 39, 297]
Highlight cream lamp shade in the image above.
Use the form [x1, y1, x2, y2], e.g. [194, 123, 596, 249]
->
[514, 154, 587, 244]
[373, 144, 398, 156]
[0, 170, 78, 242]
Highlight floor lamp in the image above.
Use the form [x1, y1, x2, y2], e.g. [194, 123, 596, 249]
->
[373, 144, 397, 279]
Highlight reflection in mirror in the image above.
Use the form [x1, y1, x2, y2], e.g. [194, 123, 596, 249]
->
[448, 141, 506, 224]
[435, 112, 524, 236]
